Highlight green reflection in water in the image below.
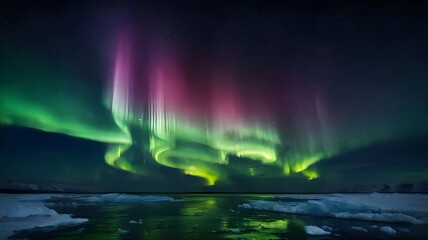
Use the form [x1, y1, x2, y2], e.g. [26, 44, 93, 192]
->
[25, 195, 307, 240]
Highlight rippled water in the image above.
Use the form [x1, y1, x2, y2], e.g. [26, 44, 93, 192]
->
[9, 194, 428, 239]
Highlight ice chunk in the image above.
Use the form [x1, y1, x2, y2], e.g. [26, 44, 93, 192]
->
[230, 228, 241, 234]
[80, 193, 175, 203]
[304, 225, 331, 235]
[238, 193, 428, 224]
[379, 226, 396, 235]
[129, 219, 143, 224]
[351, 226, 368, 232]
[332, 193, 428, 213]
[118, 228, 128, 234]
[0, 198, 57, 218]
[275, 193, 428, 213]
[239, 203, 251, 209]
[0, 194, 87, 238]
[334, 212, 421, 223]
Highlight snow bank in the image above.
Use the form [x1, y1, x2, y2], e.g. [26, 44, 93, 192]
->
[0, 194, 87, 238]
[79, 193, 175, 203]
[239, 193, 428, 224]
[304, 226, 331, 235]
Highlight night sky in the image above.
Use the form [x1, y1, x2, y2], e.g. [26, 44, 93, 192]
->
[1, 1, 427, 192]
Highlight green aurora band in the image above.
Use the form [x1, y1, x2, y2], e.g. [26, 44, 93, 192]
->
[0, 52, 130, 145]
[0, 38, 424, 186]
[97, 36, 395, 185]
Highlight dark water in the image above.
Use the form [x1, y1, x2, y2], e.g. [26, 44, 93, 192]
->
[11, 194, 428, 240]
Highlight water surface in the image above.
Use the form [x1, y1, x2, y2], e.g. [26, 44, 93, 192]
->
[9, 194, 428, 239]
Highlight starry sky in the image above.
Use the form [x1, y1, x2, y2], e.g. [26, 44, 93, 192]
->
[0, 1, 427, 192]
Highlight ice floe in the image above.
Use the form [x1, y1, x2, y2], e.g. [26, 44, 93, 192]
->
[379, 226, 396, 235]
[275, 193, 428, 213]
[304, 225, 331, 235]
[239, 193, 428, 224]
[351, 226, 368, 232]
[0, 194, 87, 238]
[129, 219, 143, 224]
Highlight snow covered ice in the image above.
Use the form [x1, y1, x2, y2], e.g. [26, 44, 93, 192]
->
[239, 193, 428, 224]
[304, 225, 331, 235]
[379, 226, 397, 235]
[0, 194, 88, 238]
[351, 226, 368, 232]
[273, 192, 428, 213]
[0, 193, 176, 238]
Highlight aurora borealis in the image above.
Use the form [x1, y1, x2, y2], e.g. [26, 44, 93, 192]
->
[1, 1, 427, 192]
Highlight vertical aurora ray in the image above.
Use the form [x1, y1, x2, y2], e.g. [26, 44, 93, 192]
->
[100, 29, 339, 184]
[102, 33, 287, 184]
[104, 34, 134, 171]
[111, 35, 133, 137]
